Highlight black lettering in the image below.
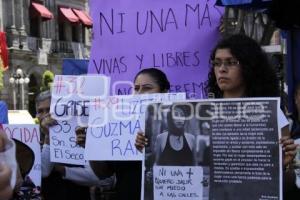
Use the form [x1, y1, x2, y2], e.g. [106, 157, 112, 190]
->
[166, 52, 176, 66]
[120, 121, 131, 134]
[152, 53, 160, 68]
[93, 57, 127, 74]
[110, 123, 118, 136]
[54, 97, 65, 117]
[136, 11, 148, 35]
[117, 12, 125, 33]
[136, 54, 144, 69]
[119, 56, 127, 72]
[193, 51, 200, 66]
[123, 140, 135, 155]
[185, 4, 200, 28]
[183, 51, 191, 66]
[54, 148, 63, 158]
[112, 139, 122, 156]
[201, 3, 211, 26]
[175, 52, 184, 66]
[164, 8, 178, 30]
[69, 136, 80, 148]
[100, 9, 114, 35]
[150, 10, 164, 32]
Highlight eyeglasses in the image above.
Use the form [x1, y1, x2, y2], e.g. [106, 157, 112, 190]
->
[210, 59, 239, 68]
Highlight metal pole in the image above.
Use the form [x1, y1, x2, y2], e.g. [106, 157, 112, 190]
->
[21, 83, 24, 109]
[12, 85, 17, 110]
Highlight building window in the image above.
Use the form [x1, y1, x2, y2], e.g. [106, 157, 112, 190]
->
[59, 22, 66, 41]
[30, 17, 40, 37]
[29, 1, 53, 37]
[72, 25, 79, 42]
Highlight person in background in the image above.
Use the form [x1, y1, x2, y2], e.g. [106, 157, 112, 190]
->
[36, 90, 114, 200]
[285, 82, 300, 199]
[206, 34, 297, 198]
[290, 83, 300, 139]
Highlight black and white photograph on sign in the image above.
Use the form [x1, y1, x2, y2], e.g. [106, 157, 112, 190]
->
[144, 99, 281, 200]
[144, 102, 211, 200]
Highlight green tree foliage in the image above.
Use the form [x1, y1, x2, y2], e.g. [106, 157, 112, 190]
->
[40, 70, 54, 92]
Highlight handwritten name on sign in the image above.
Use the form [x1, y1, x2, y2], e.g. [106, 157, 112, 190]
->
[84, 93, 186, 161]
[88, 0, 223, 98]
[153, 166, 203, 200]
[2, 124, 41, 187]
[50, 120, 85, 165]
[50, 75, 110, 165]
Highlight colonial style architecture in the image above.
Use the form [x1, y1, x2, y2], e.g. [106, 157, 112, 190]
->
[0, 0, 92, 115]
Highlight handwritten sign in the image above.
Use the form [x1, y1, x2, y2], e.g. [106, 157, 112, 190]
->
[153, 166, 203, 200]
[50, 75, 110, 165]
[84, 93, 186, 161]
[88, 0, 223, 98]
[2, 124, 41, 187]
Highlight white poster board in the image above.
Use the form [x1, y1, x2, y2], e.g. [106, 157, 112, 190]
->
[85, 93, 186, 161]
[50, 75, 110, 165]
[2, 124, 41, 187]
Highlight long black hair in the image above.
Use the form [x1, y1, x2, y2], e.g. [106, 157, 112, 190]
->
[134, 68, 170, 92]
[167, 105, 187, 136]
[206, 34, 279, 98]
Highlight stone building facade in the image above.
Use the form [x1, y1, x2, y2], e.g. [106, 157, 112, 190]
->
[0, 0, 92, 116]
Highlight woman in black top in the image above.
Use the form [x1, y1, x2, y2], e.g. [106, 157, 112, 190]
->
[155, 105, 196, 166]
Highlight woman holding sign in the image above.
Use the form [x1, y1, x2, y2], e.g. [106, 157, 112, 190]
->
[90, 68, 171, 200]
[206, 34, 297, 198]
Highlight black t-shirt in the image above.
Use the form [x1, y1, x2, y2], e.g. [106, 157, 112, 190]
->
[41, 169, 90, 200]
[109, 161, 142, 200]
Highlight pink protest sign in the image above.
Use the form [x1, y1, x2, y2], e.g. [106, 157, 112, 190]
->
[88, 0, 223, 98]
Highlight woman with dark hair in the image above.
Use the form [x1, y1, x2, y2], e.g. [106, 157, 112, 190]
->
[154, 105, 196, 166]
[206, 34, 297, 198]
[133, 68, 170, 94]
[206, 34, 279, 98]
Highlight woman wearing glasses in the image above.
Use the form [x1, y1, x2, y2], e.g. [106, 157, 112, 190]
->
[206, 34, 297, 198]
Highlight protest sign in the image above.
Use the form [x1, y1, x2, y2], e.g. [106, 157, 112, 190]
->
[50, 75, 110, 165]
[153, 166, 203, 200]
[144, 98, 282, 200]
[88, 0, 223, 98]
[85, 93, 186, 161]
[2, 124, 41, 187]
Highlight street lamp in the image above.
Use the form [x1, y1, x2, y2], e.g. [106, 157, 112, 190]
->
[9, 68, 30, 110]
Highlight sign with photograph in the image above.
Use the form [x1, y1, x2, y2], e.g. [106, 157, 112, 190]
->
[144, 98, 282, 200]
